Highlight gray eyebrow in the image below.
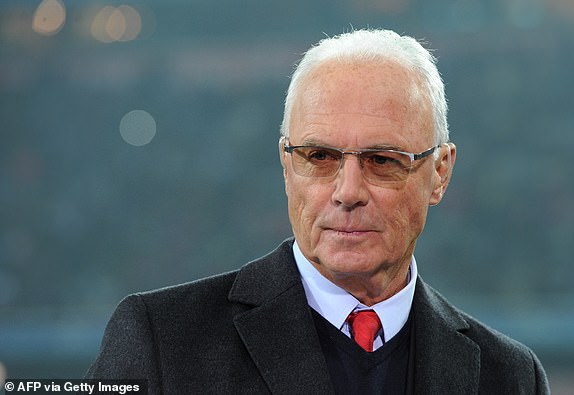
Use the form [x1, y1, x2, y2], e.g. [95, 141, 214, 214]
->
[366, 144, 404, 151]
[299, 138, 404, 152]
[299, 137, 328, 146]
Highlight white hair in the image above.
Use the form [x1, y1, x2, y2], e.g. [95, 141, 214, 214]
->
[280, 29, 449, 145]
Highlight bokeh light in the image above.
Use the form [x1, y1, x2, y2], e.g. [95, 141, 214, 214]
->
[90, 6, 115, 43]
[117, 5, 142, 41]
[105, 7, 127, 42]
[32, 0, 66, 36]
[119, 110, 157, 147]
[91, 5, 142, 43]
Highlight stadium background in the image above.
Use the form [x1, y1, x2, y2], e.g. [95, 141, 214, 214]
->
[1, 0, 573, 392]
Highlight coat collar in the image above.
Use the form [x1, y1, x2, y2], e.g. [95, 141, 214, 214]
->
[228, 239, 335, 394]
[413, 278, 481, 394]
[228, 238, 300, 306]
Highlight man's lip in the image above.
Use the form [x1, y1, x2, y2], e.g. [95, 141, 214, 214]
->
[325, 227, 374, 233]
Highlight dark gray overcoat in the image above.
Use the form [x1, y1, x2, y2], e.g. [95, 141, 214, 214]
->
[86, 239, 550, 394]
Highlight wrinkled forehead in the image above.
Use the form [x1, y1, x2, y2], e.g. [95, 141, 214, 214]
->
[294, 59, 431, 116]
[290, 60, 434, 147]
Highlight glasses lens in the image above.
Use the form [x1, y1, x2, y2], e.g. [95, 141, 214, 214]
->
[361, 151, 412, 183]
[291, 147, 342, 177]
[288, 146, 414, 185]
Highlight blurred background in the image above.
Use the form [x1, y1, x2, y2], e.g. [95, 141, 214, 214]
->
[1, 0, 573, 392]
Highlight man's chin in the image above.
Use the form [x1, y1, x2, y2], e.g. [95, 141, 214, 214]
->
[314, 248, 382, 275]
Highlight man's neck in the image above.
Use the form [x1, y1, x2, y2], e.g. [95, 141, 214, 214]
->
[313, 259, 412, 306]
[293, 240, 418, 343]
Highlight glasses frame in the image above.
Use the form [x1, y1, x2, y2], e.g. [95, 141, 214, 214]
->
[283, 139, 440, 184]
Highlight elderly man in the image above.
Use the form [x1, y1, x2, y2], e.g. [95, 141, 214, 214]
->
[87, 29, 549, 394]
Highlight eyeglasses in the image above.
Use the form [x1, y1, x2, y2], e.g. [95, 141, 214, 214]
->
[283, 139, 439, 186]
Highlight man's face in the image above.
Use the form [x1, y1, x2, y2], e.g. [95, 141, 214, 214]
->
[282, 60, 449, 286]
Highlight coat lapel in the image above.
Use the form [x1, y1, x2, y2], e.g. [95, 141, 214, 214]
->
[229, 241, 481, 394]
[229, 240, 335, 395]
[413, 278, 481, 395]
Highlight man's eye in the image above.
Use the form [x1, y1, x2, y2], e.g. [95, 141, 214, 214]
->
[308, 149, 336, 161]
[371, 154, 392, 165]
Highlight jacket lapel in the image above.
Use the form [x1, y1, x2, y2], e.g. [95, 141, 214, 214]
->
[413, 278, 480, 395]
[229, 241, 481, 394]
[229, 240, 335, 395]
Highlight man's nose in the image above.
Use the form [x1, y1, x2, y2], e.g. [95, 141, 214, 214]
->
[331, 154, 369, 209]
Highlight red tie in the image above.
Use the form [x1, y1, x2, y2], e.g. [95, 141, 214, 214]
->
[346, 310, 382, 352]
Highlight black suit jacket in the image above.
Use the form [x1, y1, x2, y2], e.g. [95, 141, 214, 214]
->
[86, 239, 550, 394]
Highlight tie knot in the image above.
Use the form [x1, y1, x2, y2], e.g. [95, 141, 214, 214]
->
[347, 310, 382, 352]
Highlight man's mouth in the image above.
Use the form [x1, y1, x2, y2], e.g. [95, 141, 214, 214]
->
[326, 227, 375, 236]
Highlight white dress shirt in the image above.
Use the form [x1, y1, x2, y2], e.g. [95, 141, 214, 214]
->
[293, 241, 417, 351]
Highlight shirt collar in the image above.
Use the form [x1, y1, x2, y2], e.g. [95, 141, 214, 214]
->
[293, 240, 417, 342]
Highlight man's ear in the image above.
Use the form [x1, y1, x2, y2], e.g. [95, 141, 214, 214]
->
[429, 143, 456, 206]
[278, 136, 287, 179]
